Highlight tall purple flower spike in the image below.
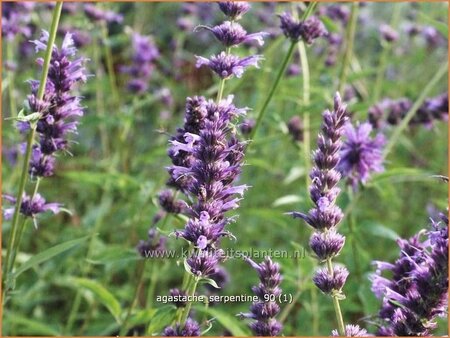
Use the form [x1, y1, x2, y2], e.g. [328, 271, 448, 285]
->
[121, 32, 159, 94]
[25, 31, 88, 179]
[5, 30, 87, 225]
[337, 122, 385, 189]
[239, 257, 283, 336]
[371, 212, 448, 336]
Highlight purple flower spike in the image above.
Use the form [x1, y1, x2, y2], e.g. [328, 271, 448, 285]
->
[332, 324, 370, 337]
[240, 257, 283, 336]
[279, 13, 327, 44]
[121, 32, 159, 94]
[24, 31, 88, 179]
[373, 213, 448, 336]
[163, 318, 201, 336]
[218, 1, 250, 20]
[337, 122, 385, 189]
[198, 21, 268, 47]
[313, 265, 349, 294]
[195, 52, 263, 79]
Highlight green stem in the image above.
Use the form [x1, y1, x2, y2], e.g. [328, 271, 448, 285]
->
[65, 195, 110, 334]
[3, 1, 63, 310]
[346, 187, 361, 281]
[101, 22, 120, 108]
[120, 260, 146, 336]
[383, 61, 448, 158]
[298, 41, 311, 189]
[250, 41, 296, 141]
[179, 276, 199, 326]
[146, 262, 158, 308]
[338, 2, 358, 94]
[92, 39, 110, 157]
[6, 40, 17, 117]
[216, 46, 231, 102]
[372, 4, 402, 103]
[326, 259, 346, 336]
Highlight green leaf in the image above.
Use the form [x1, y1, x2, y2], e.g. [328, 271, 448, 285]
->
[146, 305, 177, 335]
[13, 235, 90, 278]
[128, 308, 157, 328]
[194, 306, 250, 336]
[361, 222, 400, 241]
[68, 277, 122, 324]
[283, 167, 305, 185]
[200, 277, 220, 289]
[4, 313, 61, 336]
[368, 168, 430, 185]
[272, 195, 303, 207]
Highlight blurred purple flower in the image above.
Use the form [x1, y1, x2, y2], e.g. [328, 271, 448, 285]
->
[136, 228, 167, 258]
[2, 2, 34, 41]
[121, 32, 159, 94]
[380, 24, 399, 43]
[337, 122, 385, 189]
[287, 116, 303, 142]
[279, 13, 327, 44]
[83, 4, 123, 24]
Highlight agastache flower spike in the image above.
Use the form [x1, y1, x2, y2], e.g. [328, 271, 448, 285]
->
[371, 213, 448, 336]
[239, 257, 283, 336]
[287, 93, 365, 335]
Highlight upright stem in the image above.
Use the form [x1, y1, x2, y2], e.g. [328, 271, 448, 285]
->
[92, 39, 110, 157]
[346, 187, 361, 281]
[101, 22, 120, 109]
[383, 61, 448, 158]
[120, 260, 146, 336]
[326, 258, 346, 336]
[372, 3, 401, 103]
[298, 41, 311, 189]
[3, 0, 63, 308]
[338, 2, 358, 94]
[250, 41, 296, 141]
[216, 46, 231, 102]
[6, 40, 17, 117]
[179, 276, 199, 326]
